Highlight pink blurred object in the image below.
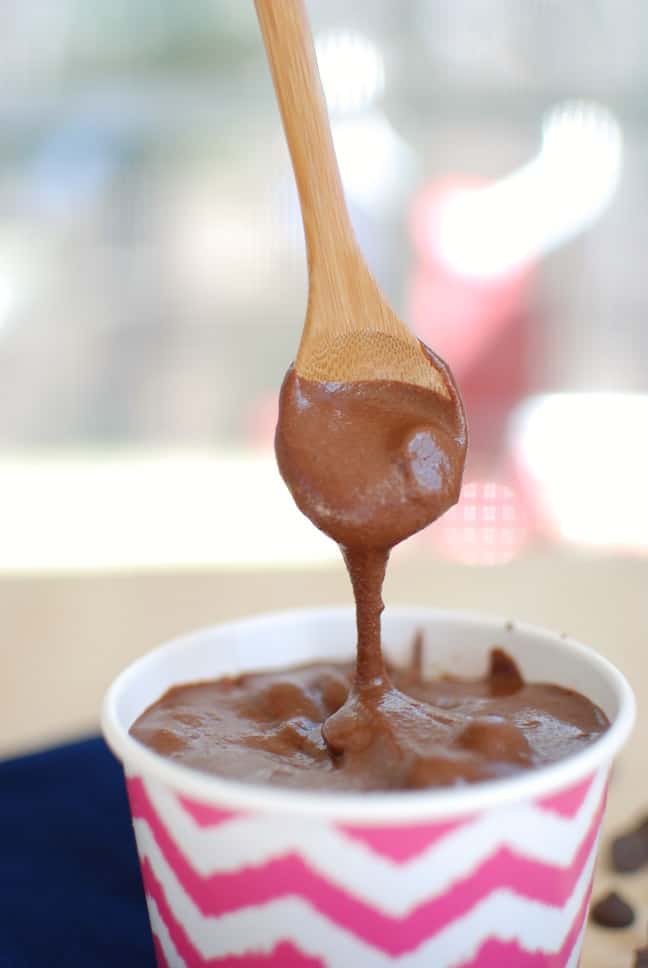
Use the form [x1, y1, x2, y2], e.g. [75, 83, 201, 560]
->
[408, 178, 536, 466]
[409, 178, 532, 369]
[426, 479, 531, 566]
[245, 392, 279, 450]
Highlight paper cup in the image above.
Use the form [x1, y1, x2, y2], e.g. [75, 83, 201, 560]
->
[102, 607, 634, 968]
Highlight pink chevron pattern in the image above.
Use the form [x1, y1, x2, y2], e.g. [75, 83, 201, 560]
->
[126, 768, 609, 968]
[143, 856, 325, 968]
[176, 797, 240, 829]
[537, 773, 597, 818]
[338, 816, 474, 862]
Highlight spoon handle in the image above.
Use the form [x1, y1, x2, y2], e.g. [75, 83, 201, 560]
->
[254, 0, 357, 273]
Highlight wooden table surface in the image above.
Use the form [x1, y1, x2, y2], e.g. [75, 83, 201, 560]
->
[2, 553, 647, 966]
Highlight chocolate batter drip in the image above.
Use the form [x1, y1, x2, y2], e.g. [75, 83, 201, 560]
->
[342, 547, 389, 687]
[275, 340, 467, 757]
[275, 341, 466, 675]
[130, 345, 611, 790]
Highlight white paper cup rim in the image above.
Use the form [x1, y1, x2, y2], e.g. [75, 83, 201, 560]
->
[102, 606, 635, 823]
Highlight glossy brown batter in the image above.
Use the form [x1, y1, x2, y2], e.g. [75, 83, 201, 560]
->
[275, 342, 467, 692]
[130, 645, 609, 791]
[274, 340, 473, 757]
[130, 339, 609, 789]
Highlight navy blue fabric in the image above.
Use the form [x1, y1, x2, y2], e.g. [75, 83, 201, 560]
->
[0, 736, 155, 967]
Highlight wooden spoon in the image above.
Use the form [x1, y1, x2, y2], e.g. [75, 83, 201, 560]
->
[254, 0, 450, 396]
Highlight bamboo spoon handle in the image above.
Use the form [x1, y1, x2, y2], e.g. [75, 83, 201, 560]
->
[254, 0, 356, 272]
[255, 0, 437, 389]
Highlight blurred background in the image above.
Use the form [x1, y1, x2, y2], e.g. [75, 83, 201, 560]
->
[2, 0, 648, 764]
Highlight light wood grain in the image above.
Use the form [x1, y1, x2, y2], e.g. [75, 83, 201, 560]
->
[254, 0, 448, 394]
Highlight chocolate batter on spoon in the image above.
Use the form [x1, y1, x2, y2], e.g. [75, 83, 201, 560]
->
[275, 339, 467, 758]
[130, 341, 610, 790]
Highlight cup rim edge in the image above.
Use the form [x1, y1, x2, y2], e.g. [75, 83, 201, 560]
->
[101, 605, 636, 822]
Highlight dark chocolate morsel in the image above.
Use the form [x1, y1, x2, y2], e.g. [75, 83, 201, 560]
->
[488, 647, 524, 696]
[635, 945, 648, 967]
[611, 831, 648, 873]
[590, 891, 635, 929]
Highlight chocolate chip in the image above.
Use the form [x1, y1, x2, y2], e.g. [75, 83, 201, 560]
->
[612, 831, 648, 873]
[488, 648, 523, 696]
[635, 946, 648, 968]
[590, 891, 635, 929]
[611, 815, 648, 873]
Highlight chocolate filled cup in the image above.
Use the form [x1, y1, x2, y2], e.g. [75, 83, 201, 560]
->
[102, 607, 634, 968]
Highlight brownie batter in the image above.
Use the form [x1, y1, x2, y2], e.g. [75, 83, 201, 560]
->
[274, 339, 473, 757]
[130, 338, 609, 789]
[131, 645, 609, 791]
[275, 341, 466, 694]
